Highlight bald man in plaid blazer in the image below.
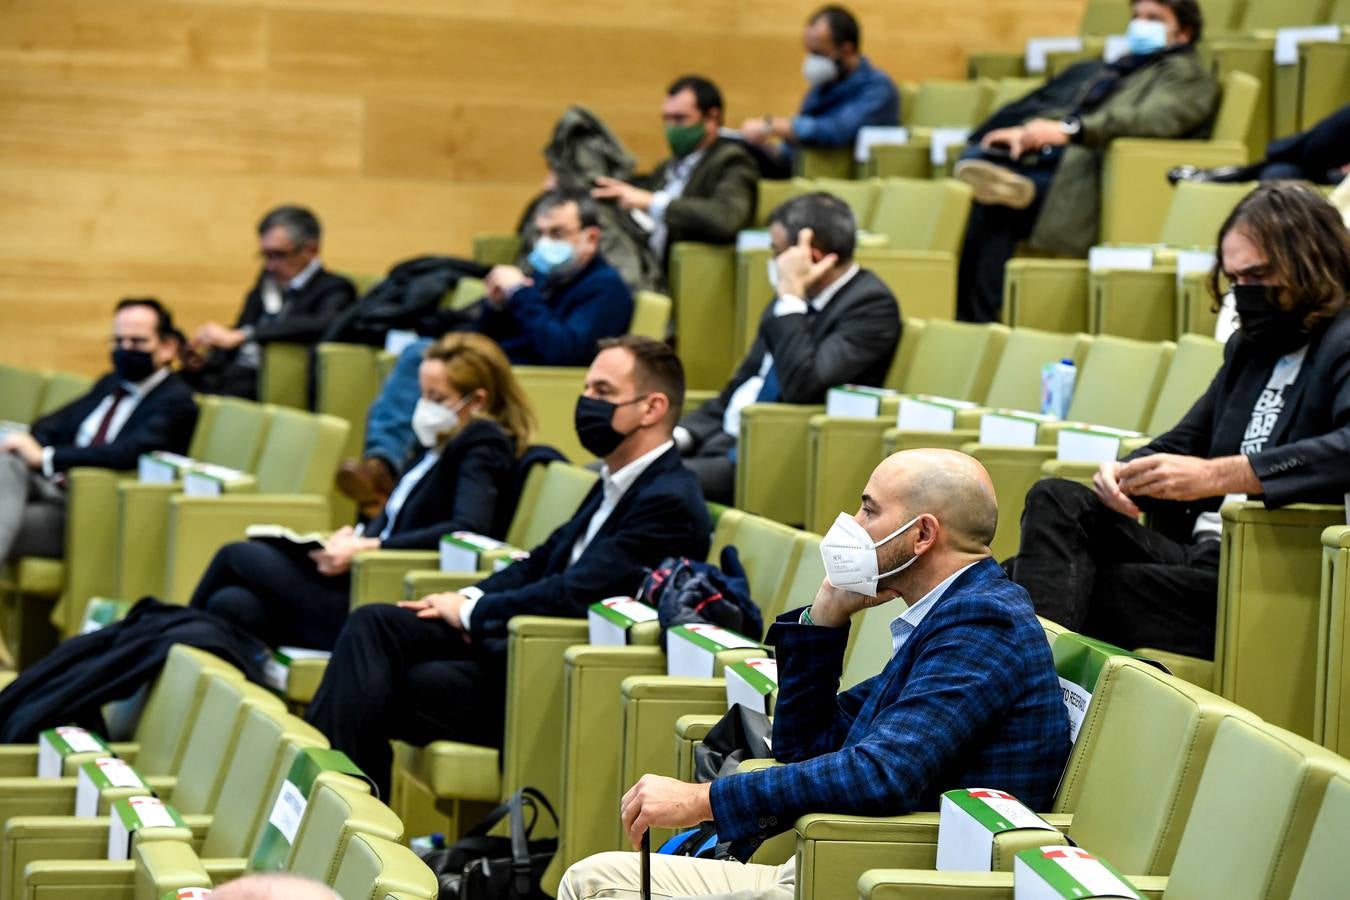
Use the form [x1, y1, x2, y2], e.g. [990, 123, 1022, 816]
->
[561, 449, 1071, 900]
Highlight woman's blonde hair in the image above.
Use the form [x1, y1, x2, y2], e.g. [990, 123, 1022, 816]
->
[423, 332, 535, 454]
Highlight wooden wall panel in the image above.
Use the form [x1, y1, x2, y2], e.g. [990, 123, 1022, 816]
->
[0, 0, 1085, 375]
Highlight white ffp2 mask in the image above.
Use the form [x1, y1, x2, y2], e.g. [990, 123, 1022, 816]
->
[802, 53, 839, 87]
[819, 512, 921, 597]
[411, 395, 469, 448]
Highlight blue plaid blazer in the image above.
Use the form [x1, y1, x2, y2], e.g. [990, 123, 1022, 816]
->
[709, 557, 1070, 858]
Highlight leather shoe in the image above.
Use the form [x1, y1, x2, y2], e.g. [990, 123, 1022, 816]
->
[953, 159, 1037, 210]
[336, 457, 396, 518]
[1166, 164, 1252, 185]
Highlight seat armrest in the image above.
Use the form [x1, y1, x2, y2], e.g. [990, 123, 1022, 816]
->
[135, 838, 214, 898]
[857, 869, 1014, 900]
[351, 550, 441, 608]
[403, 570, 485, 600]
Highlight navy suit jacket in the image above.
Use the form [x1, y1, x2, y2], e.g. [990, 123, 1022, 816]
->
[466, 445, 709, 653]
[365, 419, 517, 551]
[476, 254, 633, 366]
[31, 371, 198, 474]
[710, 557, 1071, 859]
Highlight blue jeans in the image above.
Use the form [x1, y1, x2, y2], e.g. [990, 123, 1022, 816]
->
[363, 338, 430, 473]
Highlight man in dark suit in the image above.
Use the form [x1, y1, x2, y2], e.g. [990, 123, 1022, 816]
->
[183, 205, 356, 400]
[307, 335, 710, 795]
[0, 298, 198, 564]
[591, 75, 759, 265]
[338, 191, 635, 515]
[560, 449, 1070, 900]
[1014, 182, 1350, 658]
[676, 191, 901, 504]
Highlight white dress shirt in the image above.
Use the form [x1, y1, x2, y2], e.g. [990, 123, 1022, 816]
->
[716, 264, 860, 438]
[888, 560, 979, 655]
[646, 149, 707, 257]
[375, 448, 441, 542]
[41, 366, 172, 478]
[458, 439, 676, 630]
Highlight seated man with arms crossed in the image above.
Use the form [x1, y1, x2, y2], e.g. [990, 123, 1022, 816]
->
[561, 448, 1071, 900]
[676, 191, 901, 504]
[307, 336, 710, 796]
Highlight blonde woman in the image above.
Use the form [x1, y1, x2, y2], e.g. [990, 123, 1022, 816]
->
[189, 332, 534, 650]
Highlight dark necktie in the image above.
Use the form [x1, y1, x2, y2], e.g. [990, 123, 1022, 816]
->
[89, 387, 130, 447]
[755, 302, 818, 403]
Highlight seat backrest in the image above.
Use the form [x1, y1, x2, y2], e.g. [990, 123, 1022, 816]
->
[724, 514, 804, 623]
[882, 318, 926, 390]
[908, 79, 995, 127]
[840, 598, 906, 690]
[1065, 336, 1173, 431]
[287, 781, 404, 884]
[169, 675, 285, 814]
[190, 396, 273, 471]
[201, 709, 327, 858]
[813, 177, 881, 228]
[900, 320, 1010, 402]
[1211, 70, 1261, 147]
[1079, 0, 1131, 34]
[1164, 717, 1350, 899]
[630, 291, 671, 340]
[981, 329, 1088, 411]
[38, 371, 94, 416]
[1288, 770, 1350, 897]
[253, 406, 351, 494]
[1145, 335, 1224, 434]
[132, 645, 244, 775]
[765, 532, 824, 623]
[0, 364, 47, 424]
[1038, 615, 1070, 644]
[507, 462, 599, 549]
[246, 753, 370, 867]
[991, 76, 1045, 109]
[868, 178, 973, 253]
[1157, 181, 1253, 248]
[1055, 658, 1258, 875]
[1238, 0, 1327, 30]
[707, 507, 746, 560]
[333, 833, 439, 900]
[449, 277, 485, 310]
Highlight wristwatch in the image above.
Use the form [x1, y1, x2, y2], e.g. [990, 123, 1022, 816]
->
[1059, 115, 1083, 142]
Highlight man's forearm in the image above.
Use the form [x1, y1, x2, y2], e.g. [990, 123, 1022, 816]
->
[1209, 454, 1263, 495]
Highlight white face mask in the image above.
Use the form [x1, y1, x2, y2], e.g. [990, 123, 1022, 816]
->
[820, 511, 922, 598]
[766, 258, 780, 293]
[411, 395, 470, 448]
[802, 53, 839, 87]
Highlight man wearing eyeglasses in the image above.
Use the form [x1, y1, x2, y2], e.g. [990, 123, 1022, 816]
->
[0, 298, 198, 567]
[184, 205, 356, 401]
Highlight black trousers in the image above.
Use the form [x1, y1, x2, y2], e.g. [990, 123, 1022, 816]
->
[1011, 479, 1220, 658]
[681, 430, 737, 506]
[188, 541, 351, 651]
[304, 603, 507, 798]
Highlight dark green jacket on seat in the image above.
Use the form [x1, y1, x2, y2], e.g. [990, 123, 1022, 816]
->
[1030, 47, 1219, 255]
[636, 137, 759, 250]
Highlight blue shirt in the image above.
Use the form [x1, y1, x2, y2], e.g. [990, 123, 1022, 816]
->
[793, 56, 901, 148]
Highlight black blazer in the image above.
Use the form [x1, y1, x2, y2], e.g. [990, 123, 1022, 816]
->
[1129, 308, 1350, 533]
[31, 371, 198, 474]
[236, 268, 357, 345]
[466, 445, 710, 651]
[635, 138, 760, 248]
[682, 268, 902, 446]
[365, 418, 517, 551]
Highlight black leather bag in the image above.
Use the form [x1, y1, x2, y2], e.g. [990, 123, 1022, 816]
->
[426, 787, 558, 900]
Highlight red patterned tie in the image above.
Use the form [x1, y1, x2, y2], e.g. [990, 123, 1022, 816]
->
[88, 387, 130, 447]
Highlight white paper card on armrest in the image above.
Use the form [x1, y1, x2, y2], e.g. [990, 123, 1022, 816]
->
[1274, 25, 1341, 66]
[75, 757, 149, 817]
[1056, 426, 1138, 463]
[182, 463, 247, 497]
[855, 126, 911, 162]
[138, 451, 195, 484]
[979, 410, 1055, 447]
[588, 597, 659, 646]
[897, 395, 977, 432]
[937, 788, 1058, 872]
[1102, 34, 1131, 63]
[1014, 847, 1141, 899]
[1088, 246, 1155, 272]
[383, 329, 421, 357]
[1024, 36, 1084, 73]
[736, 229, 774, 253]
[38, 726, 110, 778]
[263, 647, 332, 693]
[826, 385, 895, 418]
[666, 624, 761, 678]
[929, 127, 973, 167]
[107, 795, 184, 861]
[1173, 249, 1216, 291]
[439, 531, 509, 572]
[725, 658, 778, 715]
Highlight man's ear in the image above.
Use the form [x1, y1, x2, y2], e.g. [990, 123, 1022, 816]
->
[644, 392, 670, 425]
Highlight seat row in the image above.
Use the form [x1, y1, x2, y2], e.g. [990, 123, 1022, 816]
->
[0, 645, 437, 899]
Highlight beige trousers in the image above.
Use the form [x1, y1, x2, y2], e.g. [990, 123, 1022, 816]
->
[557, 851, 795, 900]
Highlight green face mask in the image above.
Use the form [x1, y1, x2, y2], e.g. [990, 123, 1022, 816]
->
[664, 122, 706, 158]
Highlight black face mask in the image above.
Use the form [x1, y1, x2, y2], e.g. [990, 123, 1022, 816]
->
[574, 395, 644, 458]
[1234, 284, 1308, 356]
[112, 348, 157, 383]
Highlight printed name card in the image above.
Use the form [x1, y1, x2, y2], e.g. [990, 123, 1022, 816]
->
[1055, 425, 1139, 463]
[1014, 846, 1141, 899]
[937, 788, 1059, 872]
[38, 726, 111, 778]
[75, 757, 151, 817]
[826, 385, 897, 418]
[138, 451, 196, 484]
[107, 796, 187, 861]
[439, 531, 514, 572]
[1087, 245, 1156, 272]
[666, 624, 762, 678]
[854, 126, 911, 162]
[725, 657, 779, 715]
[897, 395, 978, 432]
[588, 597, 660, 646]
[929, 127, 974, 167]
[978, 410, 1056, 447]
[182, 463, 248, 497]
[1274, 25, 1342, 66]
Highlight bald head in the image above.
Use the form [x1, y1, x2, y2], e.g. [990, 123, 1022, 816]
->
[211, 874, 340, 900]
[866, 449, 998, 552]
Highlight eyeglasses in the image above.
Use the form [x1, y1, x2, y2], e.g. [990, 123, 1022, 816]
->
[109, 336, 155, 350]
[258, 246, 302, 262]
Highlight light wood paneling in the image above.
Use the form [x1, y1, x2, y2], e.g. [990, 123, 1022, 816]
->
[0, 0, 1085, 375]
